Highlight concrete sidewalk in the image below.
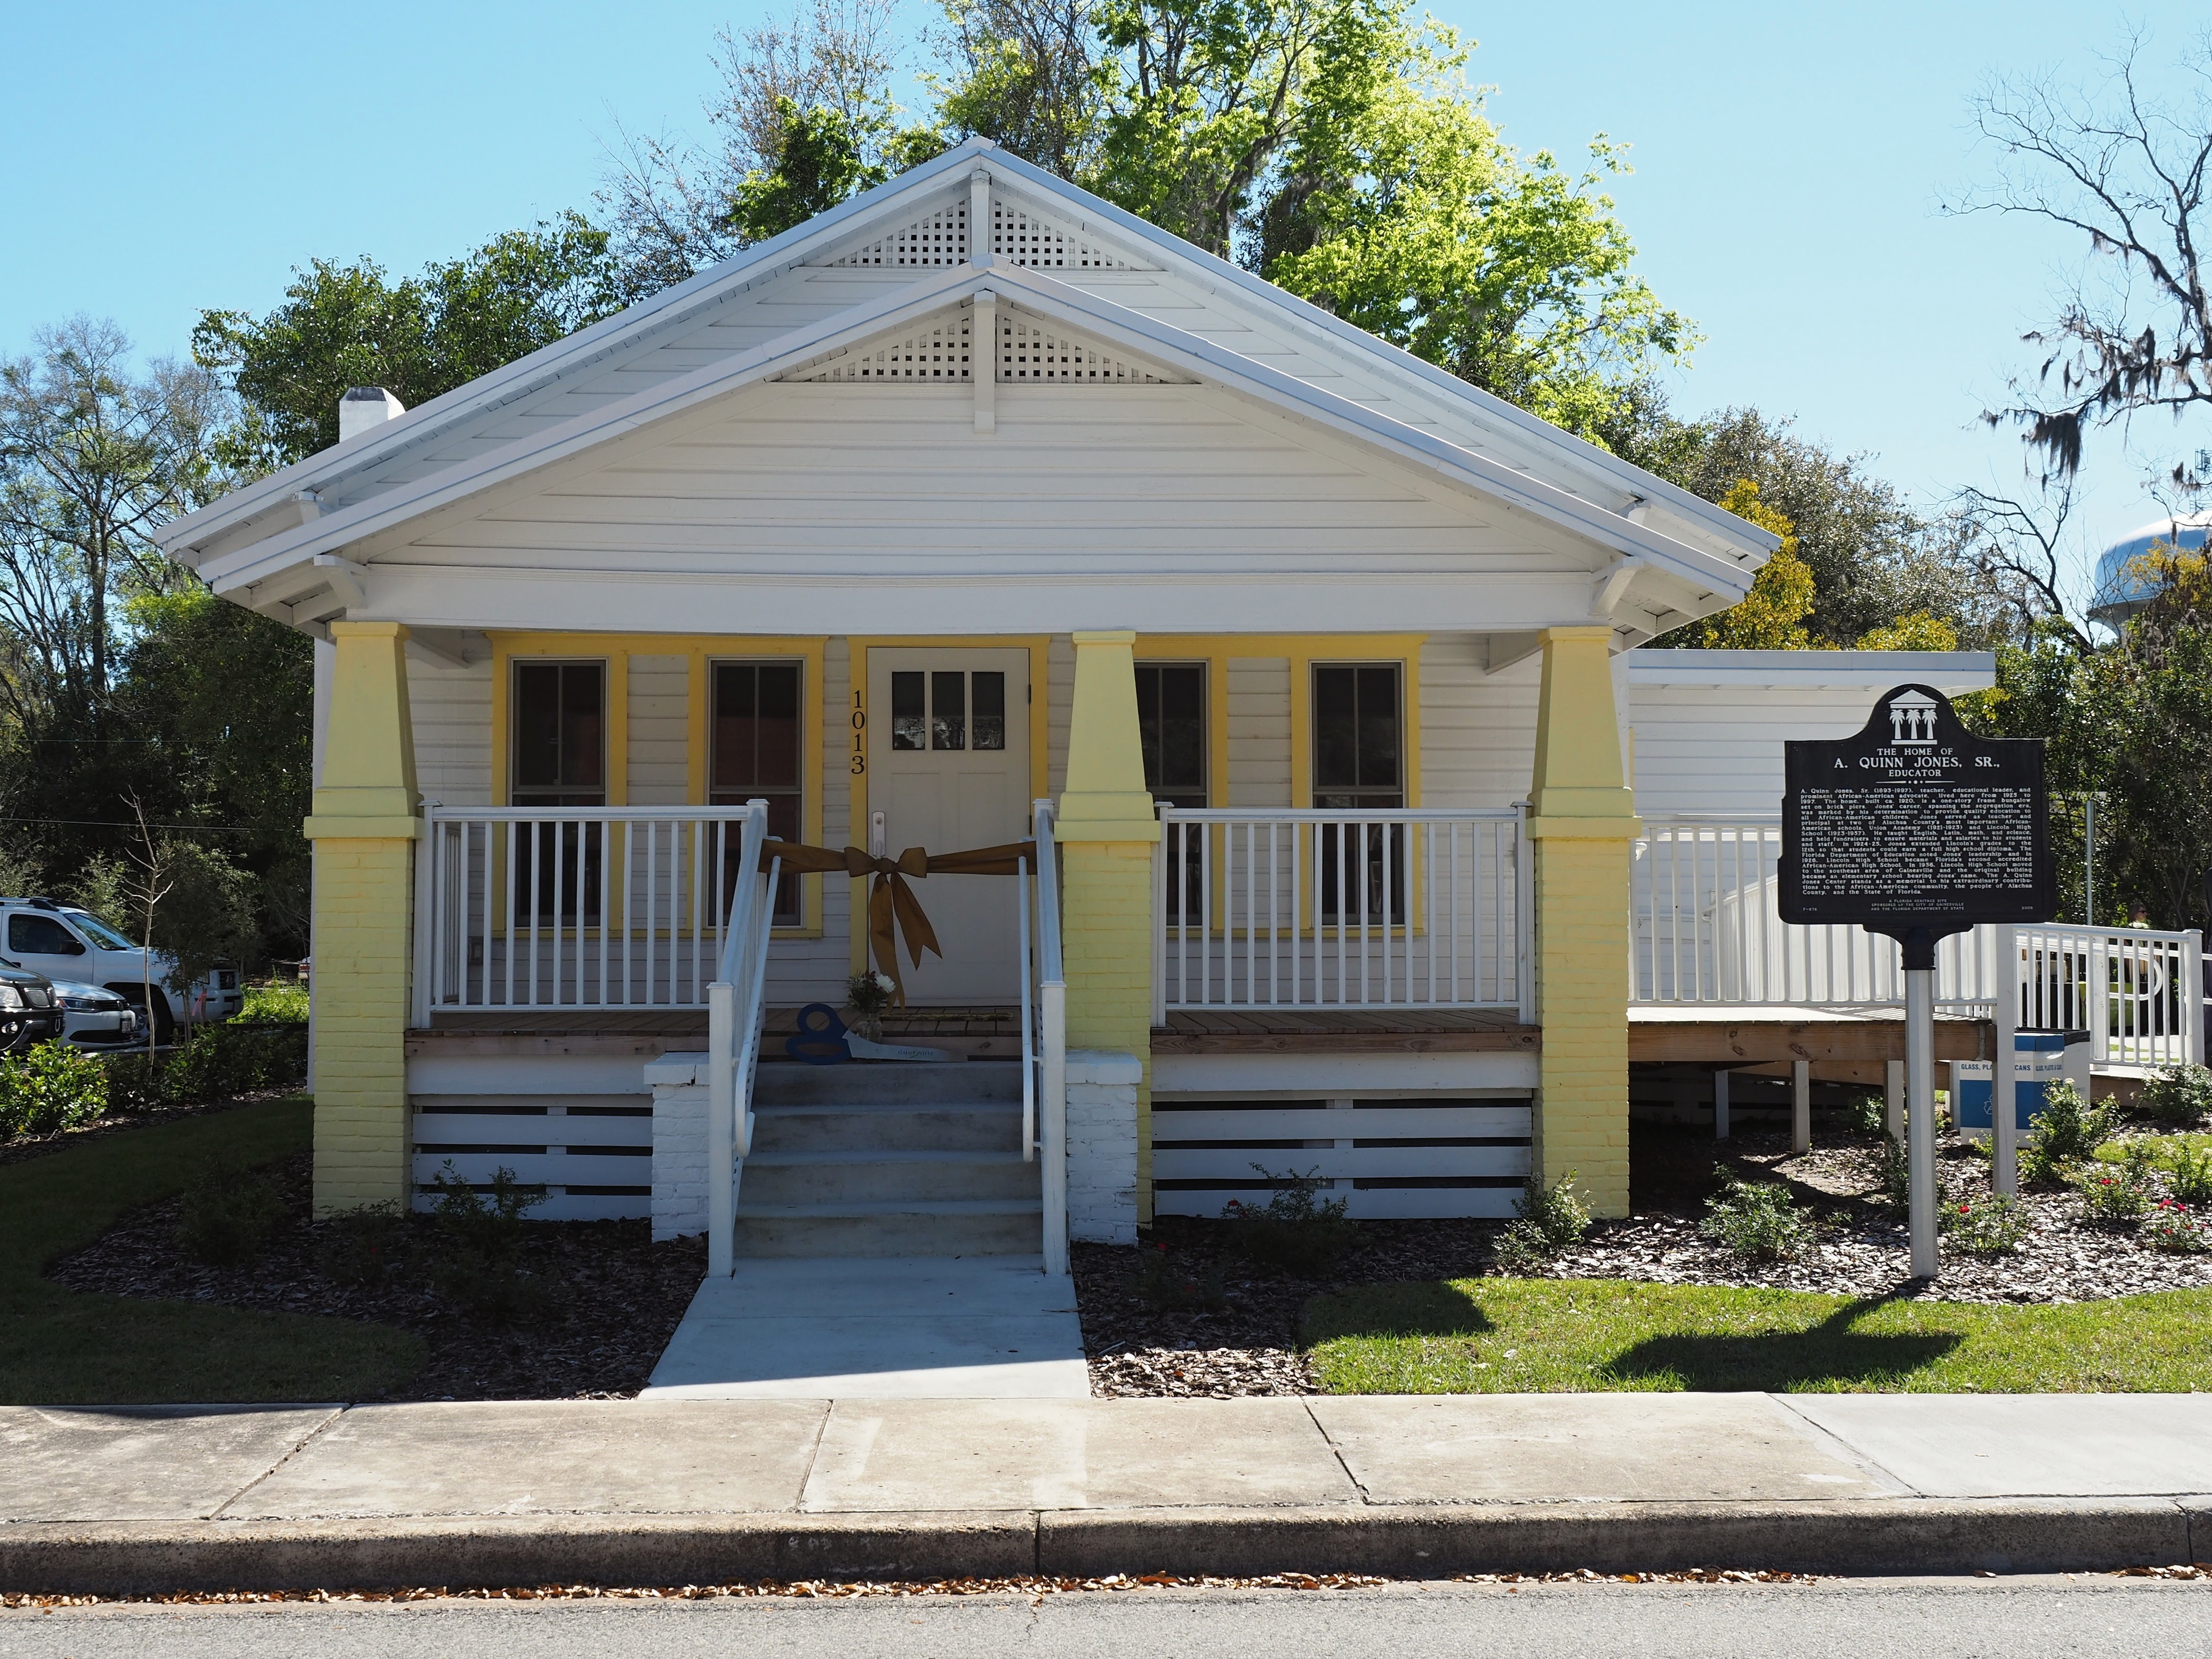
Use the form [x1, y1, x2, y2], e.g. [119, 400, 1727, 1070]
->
[3, 1394, 2210, 1592]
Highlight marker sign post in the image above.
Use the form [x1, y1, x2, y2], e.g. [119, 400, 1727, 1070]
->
[1780, 684, 2055, 1278]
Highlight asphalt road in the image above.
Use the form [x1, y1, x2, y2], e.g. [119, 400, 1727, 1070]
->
[4, 1578, 2209, 1659]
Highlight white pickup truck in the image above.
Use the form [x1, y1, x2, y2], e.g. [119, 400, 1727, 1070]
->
[0, 898, 242, 1044]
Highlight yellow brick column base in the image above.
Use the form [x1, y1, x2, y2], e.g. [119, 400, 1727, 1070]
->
[1530, 831, 1634, 1216]
[1056, 630, 1161, 1223]
[304, 621, 420, 1217]
[1057, 840, 1159, 1220]
[1527, 625, 1637, 1219]
[310, 836, 416, 1213]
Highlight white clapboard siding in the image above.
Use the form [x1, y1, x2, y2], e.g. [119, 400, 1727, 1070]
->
[410, 1104, 652, 1222]
[1151, 1095, 1532, 1220]
[1226, 657, 1291, 807]
[407, 655, 493, 805]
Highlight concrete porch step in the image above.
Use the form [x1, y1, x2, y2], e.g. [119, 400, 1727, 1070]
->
[752, 1060, 1025, 1107]
[749, 1105, 1024, 1155]
[740, 1151, 1036, 1205]
[731, 1202, 1045, 1258]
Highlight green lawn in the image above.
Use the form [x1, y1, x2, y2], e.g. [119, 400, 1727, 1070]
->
[1303, 1277, 2212, 1393]
[0, 1099, 423, 1404]
[2094, 1132, 2212, 1169]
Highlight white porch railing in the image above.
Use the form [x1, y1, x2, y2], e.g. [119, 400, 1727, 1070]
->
[411, 806, 759, 1020]
[1632, 814, 2205, 1068]
[1153, 808, 1527, 1018]
[2012, 923, 2205, 1068]
[705, 801, 777, 1278]
[1032, 799, 1068, 1276]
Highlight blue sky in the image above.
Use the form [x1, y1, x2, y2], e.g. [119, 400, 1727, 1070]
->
[6, 1, 2206, 596]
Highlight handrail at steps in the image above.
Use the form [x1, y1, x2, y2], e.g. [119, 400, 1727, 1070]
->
[706, 800, 774, 1279]
[1033, 799, 1068, 1277]
[1019, 851, 1035, 1165]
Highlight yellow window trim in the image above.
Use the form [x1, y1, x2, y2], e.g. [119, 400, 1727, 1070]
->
[490, 633, 828, 938]
[1130, 634, 1425, 812]
[1134, 634, 1426, 939]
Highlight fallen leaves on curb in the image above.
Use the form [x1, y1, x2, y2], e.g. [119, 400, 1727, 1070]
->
[0, 1569, 1856, 1610]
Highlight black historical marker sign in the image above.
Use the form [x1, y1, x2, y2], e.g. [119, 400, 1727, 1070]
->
[1780, 682, 2055, 963]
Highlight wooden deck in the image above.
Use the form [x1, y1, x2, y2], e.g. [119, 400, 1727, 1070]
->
[406, 1003, 1986, 1075]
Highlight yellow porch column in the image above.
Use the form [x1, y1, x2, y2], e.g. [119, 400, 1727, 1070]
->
[1527, 625, 1638, 1217]
[1054, 630, 1162, 1222]
[301, 621, 420, 1215]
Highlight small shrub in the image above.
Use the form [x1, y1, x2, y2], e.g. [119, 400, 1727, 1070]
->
[1842, 1092, 1888, 1141]
[317, 1202, 410, 1288]
[425, 1163, 550, 1323]
[0, 1041, 111, 1139]
[1492, 1170, 1591, 1271]
[2018, 1082, 2115, 1188]
[2079, 1151, 2154, 1230]
[1944, 1193, 2030, 1256]
[1698, 1172, 1813, 1263]
[426, 1162, 545, 1265]
[177, 1155, 289, 1265]
[163, 1022, 308, 1105]
[2166, 1143, 2212, 1208]
[1221, 1167, 1359, 1278]
[2144, 1200, 2212, 1255]
[2136, 1064, 2212, 1128]
[1869, 1134, 1912, 1212]
[240, 980, 310, 1024]
[1127, 1244, 1227, 1311]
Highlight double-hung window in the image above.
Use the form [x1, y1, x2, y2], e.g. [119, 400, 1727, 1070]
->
[711, 661, 806, 925]
[511, 662, 606, 922]
[1312, 663, 1404, 923]
[1137, 663, 1207, 921]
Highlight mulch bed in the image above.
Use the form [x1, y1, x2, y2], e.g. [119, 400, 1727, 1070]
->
[1073, 1121, 2212, 1398]
[48, 1149, 705, 1400]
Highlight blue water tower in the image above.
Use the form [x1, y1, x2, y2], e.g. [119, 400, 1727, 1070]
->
[2090, 512, 2212, 625]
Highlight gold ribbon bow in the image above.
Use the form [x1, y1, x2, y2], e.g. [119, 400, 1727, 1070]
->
[760, 838, 1038, 1004]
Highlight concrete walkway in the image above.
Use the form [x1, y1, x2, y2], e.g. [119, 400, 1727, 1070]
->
[3, 1394, 2211, 1592]
[641, 1257, 1088, 1400]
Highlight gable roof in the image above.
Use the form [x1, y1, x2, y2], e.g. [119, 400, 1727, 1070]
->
[160, 138, 1776, 632]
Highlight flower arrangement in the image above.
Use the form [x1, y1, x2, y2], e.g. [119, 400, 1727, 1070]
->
[845, 970, 897, 1039]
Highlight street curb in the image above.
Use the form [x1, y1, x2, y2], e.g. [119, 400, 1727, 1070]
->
[0, 1499, 2199, 1595]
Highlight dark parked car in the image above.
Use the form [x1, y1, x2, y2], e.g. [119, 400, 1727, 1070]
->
[0, 961, 63, 1053]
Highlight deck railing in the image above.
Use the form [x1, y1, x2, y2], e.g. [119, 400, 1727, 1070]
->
[1633, 815, 2205, 1067]
[411, 805, 760, 1020]
[1153, 808, 1526, 1019]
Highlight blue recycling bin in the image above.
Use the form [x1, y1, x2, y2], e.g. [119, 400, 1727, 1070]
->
[1955, 1031, 2088, 1136]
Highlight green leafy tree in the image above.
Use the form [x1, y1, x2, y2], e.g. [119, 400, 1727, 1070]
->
[1258, 43, 1690, 438]
[192, 213, 625, 468]
[1691, 482, 1815, 650]
[0, 319, 230, 719]
[1612, 395, 2000, 648]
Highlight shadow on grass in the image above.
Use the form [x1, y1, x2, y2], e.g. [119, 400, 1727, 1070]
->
[1603, 1296, 1962, 1391]
[1301, 1280, 1497, 1344]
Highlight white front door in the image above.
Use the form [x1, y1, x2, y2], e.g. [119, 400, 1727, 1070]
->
[868, 648, 1032, 1005]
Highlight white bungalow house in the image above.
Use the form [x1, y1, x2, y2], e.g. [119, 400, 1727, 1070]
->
[159, 138, 2111, 1278]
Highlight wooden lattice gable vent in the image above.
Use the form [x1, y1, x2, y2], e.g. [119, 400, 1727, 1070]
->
[819, 201, 970, 269]
[787, 311, 975, 381]
[987, 200, 1147, 270]
[994, 311, 1190, 383]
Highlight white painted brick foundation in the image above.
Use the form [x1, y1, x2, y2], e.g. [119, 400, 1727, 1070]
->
[1065, 1049, 1140, 1244]
[648, 1052, 710, 1242]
